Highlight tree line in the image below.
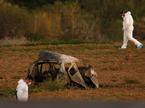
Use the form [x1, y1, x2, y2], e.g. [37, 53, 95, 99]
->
[0, 0, 145, 43]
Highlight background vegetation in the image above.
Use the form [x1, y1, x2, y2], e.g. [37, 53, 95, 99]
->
[0, 0, 145, 44]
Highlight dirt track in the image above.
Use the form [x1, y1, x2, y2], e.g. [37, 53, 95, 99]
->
[0, 42, 145, 101]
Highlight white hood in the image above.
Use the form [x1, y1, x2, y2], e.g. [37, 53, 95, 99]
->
[123, 11, 134, 31]
[125, 11, 131, 15]
[18, 79, 25, 84]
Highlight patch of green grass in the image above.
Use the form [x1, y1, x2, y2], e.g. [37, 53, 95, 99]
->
[30, 80, 66, 93]
[30, 86, 43, 93]
[19, 39, 82, 46]
[124, 79, 140, 84]
[0, 88, 16, 97]
[47, 80, 65, 91]
[47, 39, 82, 45]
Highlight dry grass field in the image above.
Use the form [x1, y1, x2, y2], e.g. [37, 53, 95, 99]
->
[0, 42, 145, 102]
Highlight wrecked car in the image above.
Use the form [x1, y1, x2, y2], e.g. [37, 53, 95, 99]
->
[27, 50, 99, 89]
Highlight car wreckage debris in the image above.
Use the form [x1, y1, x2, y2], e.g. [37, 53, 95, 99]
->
[27, 50, 99, 89]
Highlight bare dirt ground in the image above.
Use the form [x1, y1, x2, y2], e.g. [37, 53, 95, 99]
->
[0, 42, 145, 102]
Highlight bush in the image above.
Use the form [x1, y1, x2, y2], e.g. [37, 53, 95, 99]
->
[1, 0, 145, 44]
[0, 2, 33, 39]
[25, 32, 48, 42]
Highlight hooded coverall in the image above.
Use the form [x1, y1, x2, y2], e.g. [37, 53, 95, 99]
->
[121, 11, 142, 49]
[16, 79, 28, 102]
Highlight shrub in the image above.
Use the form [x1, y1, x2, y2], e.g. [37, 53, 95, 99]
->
[1, 0, 145, 44]
[0, 2, 33, 39]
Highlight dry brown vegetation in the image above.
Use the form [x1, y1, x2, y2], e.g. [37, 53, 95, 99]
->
[0, 42, 145, 101]
[0, 1, 101, 42]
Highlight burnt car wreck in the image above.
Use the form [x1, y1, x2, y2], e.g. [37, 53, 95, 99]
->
[27, 51, 99, 89]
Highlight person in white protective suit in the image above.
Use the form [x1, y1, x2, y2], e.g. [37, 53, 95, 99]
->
[121, 11, 143, 49]
[16, 79, 31, 102]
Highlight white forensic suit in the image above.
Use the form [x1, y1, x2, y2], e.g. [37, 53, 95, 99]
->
[16, 79, 29, 102]
[121, 11, 143, 49]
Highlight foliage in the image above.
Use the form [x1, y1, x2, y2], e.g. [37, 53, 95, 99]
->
[0, 0, 145, 44]
[0, 88, 16, 97]
[0, 1, 33, 39]
[29, 80, 65, 93]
